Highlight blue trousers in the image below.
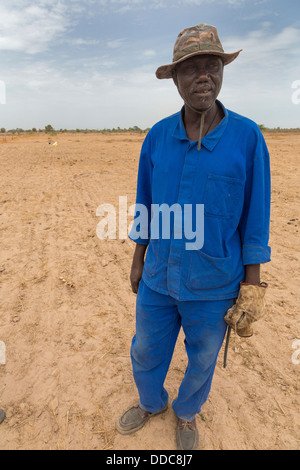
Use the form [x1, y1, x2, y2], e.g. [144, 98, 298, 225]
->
[131, 279, 234, 421]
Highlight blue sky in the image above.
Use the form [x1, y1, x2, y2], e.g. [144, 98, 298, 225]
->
[0, 0, 299, 130]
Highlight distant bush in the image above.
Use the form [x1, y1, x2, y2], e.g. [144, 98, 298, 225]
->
[45, 124, 54, 133]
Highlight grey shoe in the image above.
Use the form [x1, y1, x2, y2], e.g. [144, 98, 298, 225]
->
[117, 404, 168, 435]
[0, 409, 6, 424]
[176, 418, 199, 450]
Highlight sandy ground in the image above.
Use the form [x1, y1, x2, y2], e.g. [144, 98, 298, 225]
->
[0, 131, 299, 451]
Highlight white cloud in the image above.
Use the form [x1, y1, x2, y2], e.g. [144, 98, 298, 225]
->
[223, 24, 300, 77]
[144, 49, 156, 57]
[0, 0, 261, 57]
[0, 2, 299, 129]
[0, 2, 69, 54]
[219, 24, 300, 127]
[107, 39, 126, 49]
[67, 38, 100, 46]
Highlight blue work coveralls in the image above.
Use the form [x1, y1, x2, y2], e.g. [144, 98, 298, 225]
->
[129, 101, 271, 421]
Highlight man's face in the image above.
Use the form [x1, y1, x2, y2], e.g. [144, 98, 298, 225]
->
[173, 55, 224, 113]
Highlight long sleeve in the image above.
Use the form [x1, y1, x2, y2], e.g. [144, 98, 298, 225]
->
[238, 130, 271, 265]
[129, 133, 153, 245]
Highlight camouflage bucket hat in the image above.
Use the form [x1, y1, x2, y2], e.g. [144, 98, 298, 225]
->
[156, 23, 242, 79]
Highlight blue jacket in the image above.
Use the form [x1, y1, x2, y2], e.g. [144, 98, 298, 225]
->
[129, 101, 271, 301]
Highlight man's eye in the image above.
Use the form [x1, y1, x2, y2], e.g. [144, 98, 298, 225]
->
[207, 62, 220, 71]
[185, 65, 196, 73]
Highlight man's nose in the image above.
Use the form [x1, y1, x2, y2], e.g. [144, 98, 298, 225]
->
[195, 68, 210, 81]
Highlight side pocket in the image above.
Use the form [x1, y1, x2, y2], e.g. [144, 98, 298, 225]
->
[187, 250, 232, 290]
[143, 240, 160, 278]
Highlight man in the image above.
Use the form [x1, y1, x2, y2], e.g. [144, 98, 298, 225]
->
[117, 24, 271, 450]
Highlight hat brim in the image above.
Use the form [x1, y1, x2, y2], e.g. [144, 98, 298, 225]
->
[155, 49, 242, 79]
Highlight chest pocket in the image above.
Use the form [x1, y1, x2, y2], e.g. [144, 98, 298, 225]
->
[204, 174, 244, 219]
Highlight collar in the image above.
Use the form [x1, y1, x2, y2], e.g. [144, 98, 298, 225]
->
[172, 100, 229, 151]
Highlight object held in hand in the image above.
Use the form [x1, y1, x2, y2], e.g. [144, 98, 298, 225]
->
[224, 281, 268, 337]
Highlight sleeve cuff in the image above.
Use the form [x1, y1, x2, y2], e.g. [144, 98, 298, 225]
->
[242, 244, 271, 265]
[128, 234, 149, 245]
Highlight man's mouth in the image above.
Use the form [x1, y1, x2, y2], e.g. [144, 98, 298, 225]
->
[193, 87, 212, 95]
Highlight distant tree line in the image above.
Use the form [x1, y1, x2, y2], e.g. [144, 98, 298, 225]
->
[1, 124, 299, 135]
[0, 124, 150, 135]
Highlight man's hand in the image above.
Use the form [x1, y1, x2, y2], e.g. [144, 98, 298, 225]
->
[130, 262, 144, 294]
[130, 244, 147, 294]
[224, 281, 268, 337]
